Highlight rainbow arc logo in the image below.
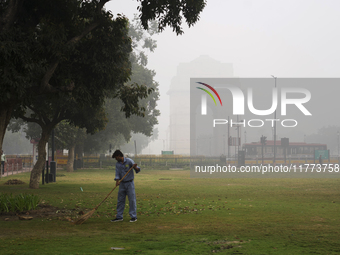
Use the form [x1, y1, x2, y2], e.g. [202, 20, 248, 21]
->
[196, 82, 222, 115]
[196, 82, 223, 106]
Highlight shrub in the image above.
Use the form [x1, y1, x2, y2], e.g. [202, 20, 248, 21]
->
[0, 193, 40, 213]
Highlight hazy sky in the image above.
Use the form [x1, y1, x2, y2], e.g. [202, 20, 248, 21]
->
[107, 0, 340, 154]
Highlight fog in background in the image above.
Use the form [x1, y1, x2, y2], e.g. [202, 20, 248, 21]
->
[106, 0, 340, 154]
[191, 78, 340, 157]
[4, 0, 340, 155]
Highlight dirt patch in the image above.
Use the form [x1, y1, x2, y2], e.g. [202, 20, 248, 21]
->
[0, 204, 77, 222]
[204, 239, 250, 253]
[3, 179, 26, 185]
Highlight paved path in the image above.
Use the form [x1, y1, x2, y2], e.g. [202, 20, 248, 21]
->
[0, 168, 32, 178]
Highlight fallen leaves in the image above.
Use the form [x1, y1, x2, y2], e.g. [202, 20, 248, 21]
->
[19, 216, 33, 220]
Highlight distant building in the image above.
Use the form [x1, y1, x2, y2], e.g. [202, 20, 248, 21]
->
[167, 55, 233, 155]
[243, 140, 327, 158]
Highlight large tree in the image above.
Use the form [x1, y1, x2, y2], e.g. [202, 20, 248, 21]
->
[1, 0, 206, 188]
[0, 0, 206, 153]
[0, 0, 205, 153]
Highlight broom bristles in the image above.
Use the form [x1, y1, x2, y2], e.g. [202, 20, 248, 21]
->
[72, 208, 96, 225]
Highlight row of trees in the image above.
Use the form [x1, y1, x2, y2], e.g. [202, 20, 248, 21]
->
[0, 0, 206, 188]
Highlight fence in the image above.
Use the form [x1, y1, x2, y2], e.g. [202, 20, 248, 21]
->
[0, 156, 33, 178]
[72, 156, 202, 169]
[80, 156, 224, 169]
[2, 155, 340, 174]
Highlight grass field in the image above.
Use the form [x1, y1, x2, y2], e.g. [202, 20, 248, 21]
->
[0, 168, 339, 254]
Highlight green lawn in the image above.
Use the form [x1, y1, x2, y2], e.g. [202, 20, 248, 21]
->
[0, 168, 339, 254]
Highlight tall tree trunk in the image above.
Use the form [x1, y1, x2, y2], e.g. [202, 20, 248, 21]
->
[0, 104, 15, 153]
[75, 133, 85, 169]
[75, 144, 83, 169]
[29, 127, 52, 189]
[66, 144, 75, 172]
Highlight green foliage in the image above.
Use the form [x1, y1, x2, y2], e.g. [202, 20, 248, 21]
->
[0, 193, 40, 213]
[117, 83, 154, 118]
[0, 0, 206, 109]
[1, 0, 206, 187]
[2, 0, 137, 123]
[8, 113, 41, 140]
[137, 0, 207, 35]
[81, 18, 160, 154]
[54, 121, 87, 150]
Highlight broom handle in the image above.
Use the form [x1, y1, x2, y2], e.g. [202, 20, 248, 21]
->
[94, 165, 135, 210]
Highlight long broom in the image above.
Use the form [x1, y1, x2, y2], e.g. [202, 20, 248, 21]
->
[73, 165, 135, 225]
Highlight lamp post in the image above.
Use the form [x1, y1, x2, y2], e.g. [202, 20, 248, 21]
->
[271, 75, 277, 164]
[223, 135, 226, 155]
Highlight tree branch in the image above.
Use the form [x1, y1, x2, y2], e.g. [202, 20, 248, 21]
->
[40, 61, 59, 91]
[40, 0, 112, 91]
[66, 21, 100, 46]
[0, 0, 24, 33]
[98, 0, 111, 12]
[20, 115, 44, 127]
[53, 107, 66, 124]
[40, 22, 99, 91]
[26, 105, 44, 124]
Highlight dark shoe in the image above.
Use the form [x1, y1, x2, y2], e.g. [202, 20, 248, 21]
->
[111, 218, 123, 222]
[130, 218, 137, 222]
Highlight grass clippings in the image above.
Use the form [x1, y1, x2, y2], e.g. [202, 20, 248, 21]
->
[3, 179, 25, 185]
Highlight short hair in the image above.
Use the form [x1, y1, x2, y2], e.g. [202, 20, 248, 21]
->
[112, 150, 123, 158]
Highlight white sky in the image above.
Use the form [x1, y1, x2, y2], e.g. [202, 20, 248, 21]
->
[106, 0, 340, 154]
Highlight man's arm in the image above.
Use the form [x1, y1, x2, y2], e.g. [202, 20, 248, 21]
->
[114, 164, 120, 186]
[130, 159, 140, 173]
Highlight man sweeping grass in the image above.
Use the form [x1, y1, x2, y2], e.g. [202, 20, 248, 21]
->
[111, 150, 140, 223]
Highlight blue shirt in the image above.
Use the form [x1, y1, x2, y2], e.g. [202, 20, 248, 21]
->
[114, 157, 140, 182]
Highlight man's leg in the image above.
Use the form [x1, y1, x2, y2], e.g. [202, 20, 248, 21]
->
[116, 183, 127, 219]
[127, 181, 137, 219]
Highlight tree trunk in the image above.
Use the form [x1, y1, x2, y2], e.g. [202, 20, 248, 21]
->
[66, 144, 75, 172]
[0, 104, 15, 153]
[0, 0, 24, 33]
[75, 144, 83, 169]
[29, 127, 51, 189]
